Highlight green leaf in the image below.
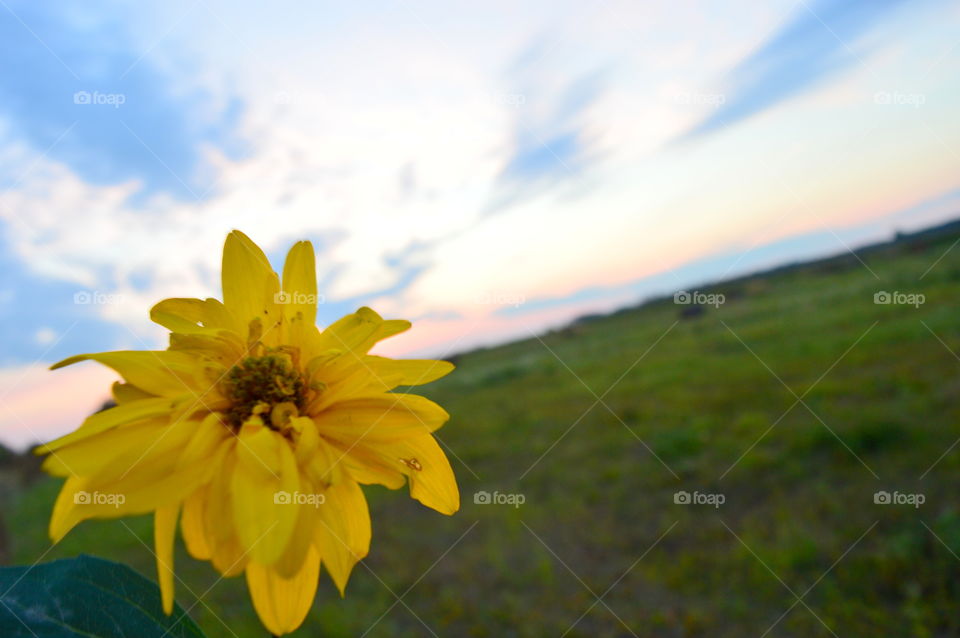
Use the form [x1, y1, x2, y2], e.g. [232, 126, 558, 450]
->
[0, 554, 206, 637]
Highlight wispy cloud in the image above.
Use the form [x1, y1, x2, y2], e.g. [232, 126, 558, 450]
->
[490, 41, 607, 210]
[677, 0, 914, 141]
[0, 0, 955, 386]
[0, 0, 243, 200]
[0, 225, 124, 366]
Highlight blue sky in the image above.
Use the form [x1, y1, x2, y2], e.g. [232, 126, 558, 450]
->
[680, 0, 914, 140]
[0, 0, 244, 200]
[1, 0, 959, 447]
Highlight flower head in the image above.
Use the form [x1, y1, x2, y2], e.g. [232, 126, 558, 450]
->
[38, 231, 459, 635]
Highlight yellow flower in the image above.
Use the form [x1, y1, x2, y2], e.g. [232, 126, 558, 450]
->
[37, 231, 459, 635]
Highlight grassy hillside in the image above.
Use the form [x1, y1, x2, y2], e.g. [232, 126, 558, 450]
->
[7, 224, 960, 637]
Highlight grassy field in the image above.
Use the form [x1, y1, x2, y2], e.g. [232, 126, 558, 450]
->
[6, 223, 960, 637]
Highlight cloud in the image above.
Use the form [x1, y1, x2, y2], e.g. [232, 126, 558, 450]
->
[490, 42, 607, 210]
[0, 0, 243, 200]
[0, 362, 119, 451]
[677, 0, 912, 141]
[0, 223, 131, 367]
[502, 130, 583, 182]
[0, 0, 956, 372]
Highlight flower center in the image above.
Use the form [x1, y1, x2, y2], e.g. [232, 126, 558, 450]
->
[224, 354, 305, 429]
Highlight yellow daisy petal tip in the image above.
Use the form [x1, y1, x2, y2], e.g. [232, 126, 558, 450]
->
[48, 512, 75, 544]
[225, 230, 268, 261]
[32, 443, 49, 457]
[155, 505, 179, 616]
[435, 360, 455, 377]
[48, 525, 65, 544]
[49, 353, 87, 371]
[431, 500, 460, 516]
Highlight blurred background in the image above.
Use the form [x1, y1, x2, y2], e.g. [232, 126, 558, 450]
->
[1, 0, 960, 635]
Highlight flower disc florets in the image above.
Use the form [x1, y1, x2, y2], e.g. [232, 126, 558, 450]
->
[224, 353, 304, 429]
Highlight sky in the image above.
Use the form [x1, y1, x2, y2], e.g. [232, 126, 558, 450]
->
[1, 0, 959, 449]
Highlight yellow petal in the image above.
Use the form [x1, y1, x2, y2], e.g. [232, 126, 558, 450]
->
[93, 468, 207, 517]
[280, 240, 318, 326]
[37, 397, 173, 454]
[41, 413, 194, 480]
[292, 416, 346, 486]
[49, 476, 88, 542]
[272, 489, 317, 579]
[363, 356, 454, 390]
[316, 307, 410, 355]
[231, 426, 300, 566]
[333, 433, 459, 515]
[315, 308, 380, 352]
[176, 412, 231, 469]
[168, 332, 245, 368]
[292, 416, 319, 467]
[111, 381, 155, 404]
[314, 479, 370, 595]
[47, 476, 146, 541]
[304, 353, 370, 412]
[245, 546, 320, 636]
[315, 394, 450, 441]
[302, 432, 347, 488]
[155, 503, 179, 615]
[150, 297, 241, 335]
[205, 440, 250, 576]
[48, 446, 217, 541]
[306, 355, 452, 413]
[41, 420, 160, 478]
[330, 442, 406, 490]
[181, 487, 211, 560]
[367, 317, 412, 349]
[342, 465, 404, 489]
[51, 351, 200, 397]
[402, 434, 460, 514]
[221, 230, 280, 329]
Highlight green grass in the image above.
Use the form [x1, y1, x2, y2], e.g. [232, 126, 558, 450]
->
[7, 227, 960, 637]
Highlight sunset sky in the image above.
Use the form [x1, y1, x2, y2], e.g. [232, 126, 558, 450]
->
[1, 0, 959, 448]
